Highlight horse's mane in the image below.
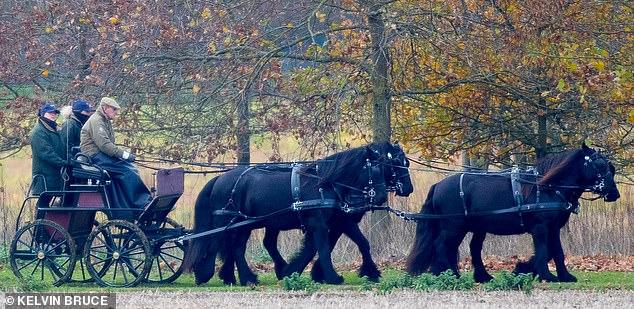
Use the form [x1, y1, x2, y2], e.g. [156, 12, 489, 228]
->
[316, 146, 369, 186]
[536, 148, 586, 186]
[299, 143, 389, 187]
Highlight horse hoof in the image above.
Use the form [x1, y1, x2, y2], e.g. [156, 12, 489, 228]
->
[474, 272, 494, 283]
[311, 264, 325, 283]
[240, 277, 259, 286]
[222, 278, 237, 285]
[274, 263, 288, 280]
[358, 270, 380, 282]
[325, 275, 344, 285]
[558, 273, 577, 282]
[513, 261, 534, 275]
[538, 273, 558, 282]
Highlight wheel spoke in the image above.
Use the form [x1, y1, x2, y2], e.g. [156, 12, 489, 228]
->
[160, 250, 183, 261]
[79, 259, 87, 280]
[159, 244, 180, 250]
[45, 229, 59, 249]
[158, 254, 177, 273]
[45, 259, 63, 280]
[95, 233, 116, 253]
[120, 261, 129, 283]
[17, 239, 34, 249]
[44, 240, 67, 255]
[112, 260, 119, 282]
[29, 259, 42, 277]
[122, 258, 141, 278]
[155, 256, 164, 280]
[40, 259, 45, 280]
[18, 258, 39, 272]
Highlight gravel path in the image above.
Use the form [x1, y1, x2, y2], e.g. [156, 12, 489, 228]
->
[118, 290, 634, 308]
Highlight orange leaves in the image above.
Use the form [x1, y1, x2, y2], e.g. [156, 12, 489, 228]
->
[40, 69, 49, 77]
[315, 11, 326, 23]
[109, 16, 120, 25]
[201, 8, 212, 20]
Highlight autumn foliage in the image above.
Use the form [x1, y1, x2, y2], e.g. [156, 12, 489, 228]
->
[0, 0, 631, 173]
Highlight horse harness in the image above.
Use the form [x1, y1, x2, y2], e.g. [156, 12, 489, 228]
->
[392, 167, 577, 223]
[291, 159, 384, 214]
[208, 160, 382, 231]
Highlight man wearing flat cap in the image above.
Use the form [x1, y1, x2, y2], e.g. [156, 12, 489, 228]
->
[30, 102, 66, 208]
[80, 97, 151, 219]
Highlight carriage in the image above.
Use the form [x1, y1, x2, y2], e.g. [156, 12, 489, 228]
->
[9, 153, 189, 287]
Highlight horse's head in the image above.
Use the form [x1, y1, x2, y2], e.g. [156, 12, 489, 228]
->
[355, 146, 389, 206]
[384, 143, 414, 197]
[580, 144, 620, 202]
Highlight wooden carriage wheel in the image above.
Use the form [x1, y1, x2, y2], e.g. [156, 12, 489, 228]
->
[10, 219, 77, 286]
[83, 220, 151, 287]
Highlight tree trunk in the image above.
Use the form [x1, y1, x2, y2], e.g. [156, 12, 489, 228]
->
[364, 2, 392, 255]
[536, 99, 548, 159]
[367, 6, 391, 143]
[236, 94, 250, 164]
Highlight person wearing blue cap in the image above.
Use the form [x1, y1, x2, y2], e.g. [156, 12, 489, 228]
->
[30, 102, 66, 208]
[60, 99, 95, 160]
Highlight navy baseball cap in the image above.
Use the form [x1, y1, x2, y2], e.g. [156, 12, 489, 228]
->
[39, 103, 60, 116]
[72, 99, 95, 113]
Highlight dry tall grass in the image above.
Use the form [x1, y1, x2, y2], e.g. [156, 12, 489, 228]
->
[1, 154, 632, 267]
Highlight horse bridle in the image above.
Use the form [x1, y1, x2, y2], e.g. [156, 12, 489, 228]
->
[385, 152, 410, 194]
[583, 152, 613, 196]
[335, 158, 387, 211]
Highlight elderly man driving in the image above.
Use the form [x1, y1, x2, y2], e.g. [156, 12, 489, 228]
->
[80, 97, 151, 219]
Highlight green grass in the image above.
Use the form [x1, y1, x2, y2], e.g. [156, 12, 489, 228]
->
[0, 262, 632, 292]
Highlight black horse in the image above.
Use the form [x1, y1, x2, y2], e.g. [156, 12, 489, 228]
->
[406, 144, 620, 282]
[219, 142, 414, 283]
[184, 144, 389, 285]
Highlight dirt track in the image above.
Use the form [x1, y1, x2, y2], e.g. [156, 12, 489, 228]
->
[118, 290, 634, 308]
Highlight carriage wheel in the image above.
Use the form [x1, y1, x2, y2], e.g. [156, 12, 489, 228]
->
[83, 220, 151, 287]
[146, 218, 188, 283]
[9, 219, 76, 286]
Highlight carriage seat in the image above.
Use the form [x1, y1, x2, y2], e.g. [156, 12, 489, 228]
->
[71, 152, 110, 181]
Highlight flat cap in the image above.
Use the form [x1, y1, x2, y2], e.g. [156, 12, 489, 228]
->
[99, 97, 121, 109]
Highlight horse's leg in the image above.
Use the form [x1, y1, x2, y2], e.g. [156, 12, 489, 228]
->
[218, 232, 237, 285]
[192, 235, 220, 285]
[233, 230, 259, 286]
[343, 223, 381, 281]
[470, 232, 494, 283]
[530, 224, 558, 282]
[311, 221, 380, 283]
[283, 231, 317, 277]
[263, 228, 287, 280]
[549, 227, 577, 282]
[446, 230, 467, 276]
[513, 255, 537, 275]
[310, 220, 343, 284]
[430, 228, 453, 275]
[310, 226, 342, 283]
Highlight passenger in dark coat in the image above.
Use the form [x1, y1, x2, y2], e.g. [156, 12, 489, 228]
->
[60, 99, 95, 160]
[30, 102, 66, 208]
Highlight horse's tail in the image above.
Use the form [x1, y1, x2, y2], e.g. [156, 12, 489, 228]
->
[405, 183, 439, 275]
[183, 176, 219, 284]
